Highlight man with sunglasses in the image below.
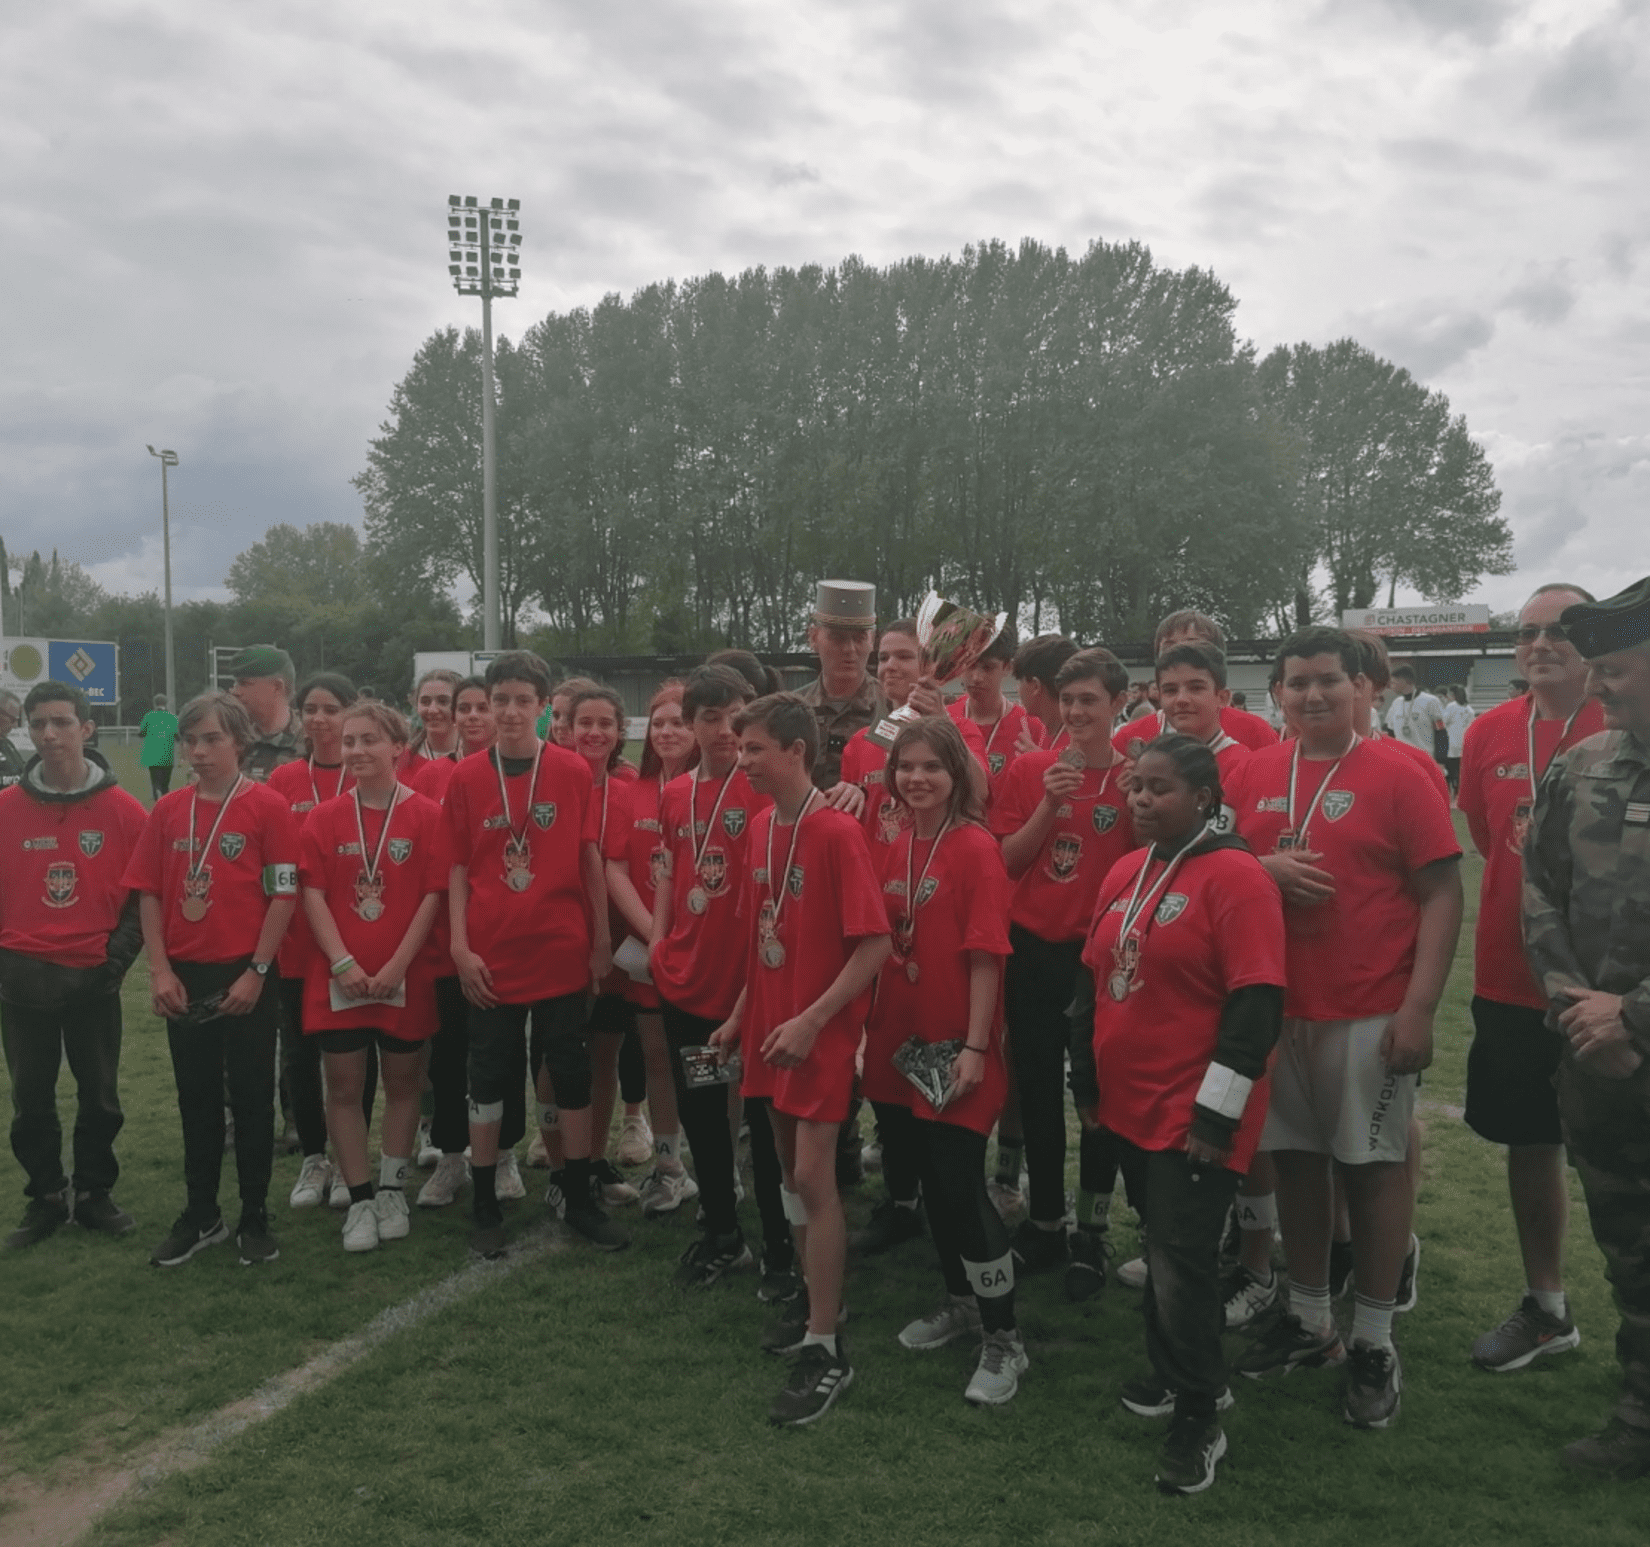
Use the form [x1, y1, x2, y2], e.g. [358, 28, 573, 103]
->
[1459, 586, 1602, 1375]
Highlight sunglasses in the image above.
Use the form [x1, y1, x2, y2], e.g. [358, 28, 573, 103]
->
[1515, 624, 1570, 645]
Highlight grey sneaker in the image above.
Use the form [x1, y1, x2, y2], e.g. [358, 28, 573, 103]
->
[495, 1150, 527, 1201]
[1561, 1418, 1650, 1479]
[374, 1188, 411, 1242]
[417, 1154, 468, 1208]
[638, 1165, 698, 1217]
[673, 1230, 753, 1288]
[964, 1330, 1029, 1406]
[288, 1153, 331, 1209]
[1235, 1313, 1346, 1379]
[1343, 1341, 1402, 1429]
[1155, 1410, 1228, 1494]
[898, 1296, 982, 1351]
[1472, 1296, 1580, 1372]
[1119, 1375, 1235, 1419]
[1222, 1265, 1279, 1330]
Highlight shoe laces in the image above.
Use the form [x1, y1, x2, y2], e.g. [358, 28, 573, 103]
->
[978, 1334, 1015, 1374]
[1348, 1342, 1393, 1382]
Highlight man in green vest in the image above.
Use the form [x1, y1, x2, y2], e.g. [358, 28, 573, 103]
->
[137, 694, 179, 802]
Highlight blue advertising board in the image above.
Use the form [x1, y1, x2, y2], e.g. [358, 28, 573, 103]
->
[47, 640, 119, 704]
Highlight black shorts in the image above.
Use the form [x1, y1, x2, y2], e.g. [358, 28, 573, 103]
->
[587, 992, 638, 1037]
[318, 1028, 425, 1057]
[1464, 996, 1564, 1147]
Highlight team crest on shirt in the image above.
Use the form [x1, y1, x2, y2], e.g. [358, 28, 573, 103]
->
[218, 832, 246, 861]
[722, 808, 747, 838]
[1093, 805, 1119, 834]
[698, 848, 728, 896]
[353, 870, 386, 920]
[78, 830, 105, 857]
[649, 849, 671, 890]
[787, 864, 805, 899]
[914, 877, 939, 908]
[1321, 791, 1354, 822]
[1047, 833, 1082, 882]
[1155, 893, 1188, 925]
[388, 838, 412, 864]
[531, 803, 556, 830]
[988, 753, 1006, 776]
[43, 861, 79, 909]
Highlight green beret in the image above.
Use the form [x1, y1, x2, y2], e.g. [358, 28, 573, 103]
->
[1561, 576, 1650, 660]
[229, 645, 295, 681]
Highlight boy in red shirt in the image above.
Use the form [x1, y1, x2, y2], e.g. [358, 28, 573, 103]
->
[1231, 627, 1461, 1429]
[1115, 611, 1280, 759]
[1010, 633, 1078, 756]
[0, 681, 147, 1249]
[123, 692, 300, 1268]
[1153, 642, 1253, 831]
[992, 649, 1137, 1276]
[445, 652, 623, 1258]
[948, 622, 1029, 790]
[712, 694, 890, 1426]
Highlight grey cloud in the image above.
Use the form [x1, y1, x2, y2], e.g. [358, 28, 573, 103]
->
[1501, 263, 1575, 326]
[770, 163, 822, 186]
[1495, 431, 1650, 583]
[1351, 301, 1496, 379]
[1371, 0, 1514, 41]
[1379, 136, 1547, 182]
[1530, 16, 1650, 136]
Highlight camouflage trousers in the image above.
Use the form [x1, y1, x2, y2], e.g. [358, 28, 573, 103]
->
[1558, 1051, 1650, 1430]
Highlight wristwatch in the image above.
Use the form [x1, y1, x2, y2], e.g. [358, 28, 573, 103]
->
[250, 960, 272, 977]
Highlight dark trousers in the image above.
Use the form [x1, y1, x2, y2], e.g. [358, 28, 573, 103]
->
[430, 976, 526, 1151]
[618, 1023, 647, 1105]
[1004, 925, 1084, 1224]
[661, 999, 742, 1236]
[2, 991, 125, 1200]
[870, 1099, 923, 1204]
[1116, 1135, 1239, 1414]
[148, 765, 174, 800]
[916, 1119, 1015, 1331]
[468, 993, 591, 1112]
[278, 977, 376, 1156]
[744, 1096, 793, 1272]
[166, 961, 278, 1224]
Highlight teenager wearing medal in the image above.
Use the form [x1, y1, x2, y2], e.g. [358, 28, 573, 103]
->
[652, 665, 774, 1287]
[1229, 627, 1461, 1431]
[268, 673, 362, 1209]
[444, 651, 625, 1258]
[122, 692, 301, 1267]
[947, 622, 1028, 791]
[709, 693, 890, 1426]
[410, 677, 494, 804]
[861, 717, 1028, 1404]
[396, 669, 463, 779]
[1077, 733, 1285, 1494]
[991, 648, 1137, 1278]
[300, 703, 448, 1253]
[1010, 633, 1078, 757]
[1153, 644, 1252, 826]
[605, 681, 700, 1217]
[1115, 612, 1279, 761]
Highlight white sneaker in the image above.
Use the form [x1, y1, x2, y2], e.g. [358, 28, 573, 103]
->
[496, 1150, 527, 1201]
[899, 1296, 982, 1351]
[374, 1188, 410, 1241]
[329, 1170, 350, 1210]
[1116, 1256, 1148, 1290]
[1223, 1267, 1279, 1330]
[617, 1115, 654, 1169]
[966, 1330, 1030, 1406]
[525, 1132, 550, 1169]
[416, 1120, 440, 1169]
[861, 1142, 883, 1175]
[638, 1166, 700, 1217]
[418, 1154, 469, 1208]
[342, 1198, 380, 1252]
[289, 1154, 331, 1210]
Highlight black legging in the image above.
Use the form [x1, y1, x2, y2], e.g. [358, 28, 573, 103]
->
[914, 1119, 1016, 1331]
[279, 976, 375, 1157]
[427, 976, 526, 1153]
[743, 1096, 794, 1273]
[660, 999, 743, 1237]
[870, 1099, 923, 1204]
[618, 1023, 646, 1105]
[1004, 925, 1084, 1224]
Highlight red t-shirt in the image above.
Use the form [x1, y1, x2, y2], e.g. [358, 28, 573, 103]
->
[737, 804, 888, 1110]
[122, 780, 301, 964]
[1382, 732, 1451, 805]
[1114, 705, 1278, 760]
[266, 759, 356, 979]
[0, 778, 147, 967]
[863, 823, 1012, 1135]
[298, 789, 450, 1036]
[605, 773, 672, 1008]
[990, 752, 1137, 942]
[1458, 696, 1605, 1009]
[396, 745, 462, 783]
[650, 767, 771, 1020]
[839, 716, 987, 853]
[1228, 738, 1460, 1021]
[444, 744, 599, 1003]
[1084, 844, 1286, 1172]
[949, 697, 1031, 791]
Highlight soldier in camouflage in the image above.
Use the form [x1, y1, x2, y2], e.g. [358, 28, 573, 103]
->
[228, 646, 301, 783]
[1523, 573, 1650, 1479]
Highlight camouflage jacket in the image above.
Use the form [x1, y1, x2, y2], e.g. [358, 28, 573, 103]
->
[0, 736, 24, 791]
[243, 720, 301, 784]
[797, 673, 887, 791]
[1523, 727, 1650, 1049]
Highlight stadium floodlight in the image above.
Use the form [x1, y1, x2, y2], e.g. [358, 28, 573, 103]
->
[146, 445, 180, 716]
[445, 195, 523, 650]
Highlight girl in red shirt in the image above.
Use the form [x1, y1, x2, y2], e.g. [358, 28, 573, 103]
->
[397, 669, 462, 779]
[864, 718, 1026, 1406]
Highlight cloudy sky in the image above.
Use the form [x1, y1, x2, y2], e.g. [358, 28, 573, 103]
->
[4, 0, 1646, 618]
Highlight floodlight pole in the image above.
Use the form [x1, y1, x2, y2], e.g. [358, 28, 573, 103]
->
[146, 445, 179, 713]
[479, 220, 500, 652]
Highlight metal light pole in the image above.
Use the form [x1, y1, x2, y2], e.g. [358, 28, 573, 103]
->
[446, 195, 523, 650]
[146, 445, 179, 712]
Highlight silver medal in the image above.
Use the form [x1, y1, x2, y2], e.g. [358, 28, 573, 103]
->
[1108, 971, 1131, 1002]
[760, 938, 786, 970]
[1058, 746, 1087, 770]
[905, 958, 920, 984]
[507, 868, 533, 893]
[687, 886, 709, 915]
[358, 898, 384, 922]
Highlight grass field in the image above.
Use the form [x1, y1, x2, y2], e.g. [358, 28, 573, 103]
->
[2, 822, 1647, 1546]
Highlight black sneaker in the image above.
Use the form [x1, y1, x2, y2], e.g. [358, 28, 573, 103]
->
[235, 1210, 280, 1266]
[761, 1290, 813, 1356]
[150, 1214, 229, 1267]
[1343, 1341, 1402, 1429]
[1065, 1226, 1108, 1301]
[850, 1196, 925, 1255]
[1329, 1237, 1356, 1299]
[1561, 1418, 1650, 1479]
[1234, 1312, 1346, 1379]
[469, 1208, 509, 1259]
[757, 1256, 801, 1303]
[769, 1340, 854, 1427]
[74, 1191, 136, 1238]
[674, 1229, 753, 1288]
[1011, 1219, 1067, 1275]
[562, 1198, 630, 1251]
[1394, 1235, 1420, 1313]
[1155, 1409, 1228, 1494]
[543, 1170, 568, 1220]
[1120, 1374, 1235, 1419]
[5, 1194, 70, 1250]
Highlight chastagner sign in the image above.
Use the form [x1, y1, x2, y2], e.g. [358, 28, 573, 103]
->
[1341, 605, 1491, 637]
[1, 638, 121, 704]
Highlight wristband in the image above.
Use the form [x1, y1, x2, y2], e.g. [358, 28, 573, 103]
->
[330, 956, 357, 978]
[963, 1044, 988, 1055]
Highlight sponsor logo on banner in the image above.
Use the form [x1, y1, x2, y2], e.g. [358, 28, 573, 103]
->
[219, 832, 247, 861]
[1322, 791, 1355, 821]
[388, 838, 413, 864]
[78, 830, 105, 857]
[44, 861, 79, 909]
[722, 808, 747, 838]
[531, 803, 556, 830]
[1155, 893, 1189, 925]
[1093, 805, 1119, 834]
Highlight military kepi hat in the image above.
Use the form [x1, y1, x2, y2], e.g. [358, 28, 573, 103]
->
[1562, 575, 1650, 660]
[811, 579, 876, 630]
[229, 645, 295, 680]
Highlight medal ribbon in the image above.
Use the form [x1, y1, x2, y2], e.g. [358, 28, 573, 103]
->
[1526, 700, 1585, 808]
[900, 818, 953, 962]
[493, 740, 546, 854]
[763, 790, 821, 942]
[1113, 819, 1213, 961]
[352, 784, 400, 895]
[690, 763, 739, 873]
[1286, 733, 1359, 848]
[309, 756, 349, 810]
[186, 776, 246, 885]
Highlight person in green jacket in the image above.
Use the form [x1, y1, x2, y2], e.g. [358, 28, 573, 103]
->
[138, 695, 179, 802]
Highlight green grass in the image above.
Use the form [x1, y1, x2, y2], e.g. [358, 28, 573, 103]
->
[2, 820, 1646, 1544]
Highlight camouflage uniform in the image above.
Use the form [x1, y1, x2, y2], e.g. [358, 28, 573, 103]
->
[1524, 725, 1650, 1432]
[796, 674, 887, 792]
[0, 736, 24, 791]
[243, 720, 300, 784]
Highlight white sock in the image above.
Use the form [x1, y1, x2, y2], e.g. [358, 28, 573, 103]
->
[801, 1330, 838, 1353]
[1236, 1192, 1277, 1232]
[1290, 1281, 1333, 1335]
[894, 1196, 920, 1212]
[1351, 1293, 1396, 1351]
[655, 1131, 680, 1164]
[1529, 1286, 1567, 1317]
[378, 1155, 409, 1192]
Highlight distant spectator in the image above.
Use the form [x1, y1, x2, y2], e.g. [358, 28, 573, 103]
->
[1385, 665, 1446, 764]
[1441, 685, 1475, 795]
[139, 694, 179, 801]
[1507, 677, 1529, 699]
[0, 692, 24, 790]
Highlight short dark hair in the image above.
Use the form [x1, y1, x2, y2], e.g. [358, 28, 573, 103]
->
[707, 649, 783, 697]
[1010, 633, 1076, 690]
[1154, 610, 1225, 654]
[23, 680, 91, 722]
[1391, 663, 1417, 684]
[978, 619, 1018, 667]
[1054, 647, 1130, 700]
[1347, 629, 1392, 691]
[882, 618, 918, 641]
[484, 651, 554, 700]
[1136, 732, 1225, 826]
[1154, 641, 1227, 690]
[295, 672, 358, 714]
[733, 692, 819, 773]
[683, 664, 755, 722]
[1275, 626, 1361, 681]
[453, 675, 489, 705]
